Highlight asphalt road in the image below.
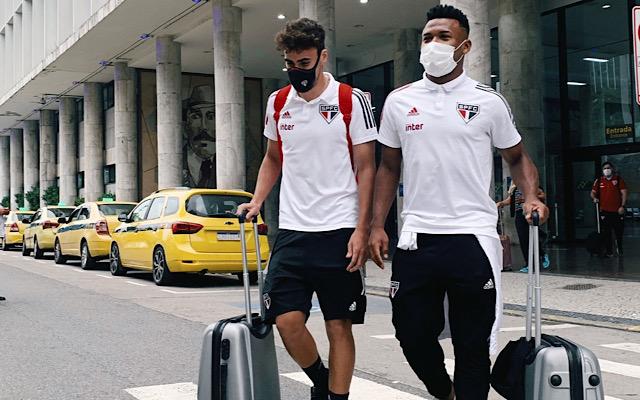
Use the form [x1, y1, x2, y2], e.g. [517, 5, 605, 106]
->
[1, 250, 639, 399]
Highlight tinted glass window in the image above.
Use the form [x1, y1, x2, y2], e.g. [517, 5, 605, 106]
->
[130, 200, 152, 222]
[16, 213, 33, 221]
[164, 197, 179, 216]
[47, 208, 74, 218]
[98, 203, 135, 216]
[66, 209, 81, 222]
[146, 198, 166, 220]
[186, 194, 250, 218]
[78, 208, 91, 220]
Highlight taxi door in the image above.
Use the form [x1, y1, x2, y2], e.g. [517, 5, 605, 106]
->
[129, 197, 166, 267]
[117, 199, 152, 268]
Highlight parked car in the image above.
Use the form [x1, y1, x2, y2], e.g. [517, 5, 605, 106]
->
[1, 210, 35, 250]
[109, 188, 269, 285]
[54, 201, 137, 269]
[23, 206, 75, 258]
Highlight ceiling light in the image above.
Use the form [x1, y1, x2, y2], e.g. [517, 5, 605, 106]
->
[282, 68, 287, 72]
[277, 14, 286, 20]
[602, 4, 611, 9]
[360, 0, 369, 4]
[491, 74, 497, 78]
[583, 57, 608, 63]
[567, 81, 587, 86]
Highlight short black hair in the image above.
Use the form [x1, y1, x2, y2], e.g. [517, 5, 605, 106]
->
[275, 18, 325, 52]
[602, 161, 614, 169]
[426, 4, 470, 34]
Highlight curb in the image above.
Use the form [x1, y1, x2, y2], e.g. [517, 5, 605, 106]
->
[366, 285, 640, 333]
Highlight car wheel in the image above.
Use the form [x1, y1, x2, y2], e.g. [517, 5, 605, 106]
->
[109, 243, 127, 276]
[33, 237, 45, 259]
[152, 247, 172, 286]
[53, 240, 66, 264]
[22, 237, 31, 256]
[234, 271, 258, 285]
[80, 241, 95, 270]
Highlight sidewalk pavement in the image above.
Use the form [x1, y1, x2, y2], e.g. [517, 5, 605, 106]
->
[364, 260, 640, 331]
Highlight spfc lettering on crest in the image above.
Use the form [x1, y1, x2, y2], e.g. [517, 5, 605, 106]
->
[319, 104, 340, 124]
[457, 103, 480, 124]
[389, 281, 400, 299]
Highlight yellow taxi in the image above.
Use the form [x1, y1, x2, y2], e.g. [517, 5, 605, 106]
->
[109, 188, 270, 285]
[1, 209, 35, 250]
[23, 206, 75, 258]
[54, 201, 137, 269]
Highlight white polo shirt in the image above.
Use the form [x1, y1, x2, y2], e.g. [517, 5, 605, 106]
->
[264, 73, 377, 232]
[378, 72, 522, 238]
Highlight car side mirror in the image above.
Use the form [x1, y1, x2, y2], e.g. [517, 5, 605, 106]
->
[57, 217, 67, 224]
[22, 218, 31, 224]
[118, 213, 129, 222]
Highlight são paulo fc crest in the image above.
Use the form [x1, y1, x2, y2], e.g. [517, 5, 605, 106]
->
[457, 103, 480, 124]
[389, 281, 400, 298]
[319, 103, 340, 124]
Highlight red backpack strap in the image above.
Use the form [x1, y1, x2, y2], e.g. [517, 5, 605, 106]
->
[273, 85, 292, 163]
[338, 83, 354, 171]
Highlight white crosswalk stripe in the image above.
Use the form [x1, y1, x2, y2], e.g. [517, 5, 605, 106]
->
[599, 359, 640, 379]
[125, 382, 196, 400]
[601, 342, 640, 354]
[282, 372, 424, 399]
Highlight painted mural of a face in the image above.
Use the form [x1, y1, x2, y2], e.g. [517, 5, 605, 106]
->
[184, 85, 216, 187]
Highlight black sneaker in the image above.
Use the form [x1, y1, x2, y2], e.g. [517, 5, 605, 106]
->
[310, 387, 328, 400]
[0, 296, 5, 301]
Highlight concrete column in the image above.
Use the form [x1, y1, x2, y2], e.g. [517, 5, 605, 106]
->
[393, 29, 422, 88]
[58, 97, 78, 206]
[23, 121, 39, 209]
[442, 0, 490, 85]
[10, 129, 24, 209]
[299, 0, 336, 73]
[39, 110, 57, 206]
[498, 0, 546, 183]
[83, 83, 104, 202]
[155, 36, 182, 189]
[0, 136, 10, 204]
[114, 62, 138, 201]
[213, 0, 245, 190]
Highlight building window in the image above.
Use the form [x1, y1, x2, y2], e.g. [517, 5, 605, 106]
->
[103, 81, 114, 110]
[77, 172, 85, 189]
[77, 99, 84, 122]
[103, 164, 116, 184]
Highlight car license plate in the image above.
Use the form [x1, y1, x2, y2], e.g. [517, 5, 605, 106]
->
[217, 232, 240, 241]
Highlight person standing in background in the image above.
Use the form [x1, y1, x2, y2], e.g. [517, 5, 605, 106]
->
[496, 183, 550, 272]
[591, 161, 627, 257]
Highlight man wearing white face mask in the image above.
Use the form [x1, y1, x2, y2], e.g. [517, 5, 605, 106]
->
[369, 4, 548, 400]
[591, 161, 627, 257]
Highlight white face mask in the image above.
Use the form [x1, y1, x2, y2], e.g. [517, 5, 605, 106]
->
[603, 168, 613, 177]
[420, 40, 466, 78]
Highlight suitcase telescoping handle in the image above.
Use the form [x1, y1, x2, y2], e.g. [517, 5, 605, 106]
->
[525, 211, 542, 348]
[238, 212, 265, 328]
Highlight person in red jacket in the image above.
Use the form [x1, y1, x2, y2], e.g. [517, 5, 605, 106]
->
[591, 161, 628, 257]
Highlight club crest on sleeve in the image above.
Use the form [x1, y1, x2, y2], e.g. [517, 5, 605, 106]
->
[457, 103, 480, 124]
[319, 103, 340, 124]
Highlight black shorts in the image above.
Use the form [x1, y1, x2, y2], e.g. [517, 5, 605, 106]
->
[262, 228, 366, 325]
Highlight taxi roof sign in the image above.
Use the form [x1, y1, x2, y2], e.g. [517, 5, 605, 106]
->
[101, 197, 115, 202]
[57, 202, 65, 206]
[18, 207, 28, 211]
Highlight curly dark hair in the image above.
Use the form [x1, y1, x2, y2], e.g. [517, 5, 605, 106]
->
[275, 18, 325, 52]
[426, 4, 470, 34]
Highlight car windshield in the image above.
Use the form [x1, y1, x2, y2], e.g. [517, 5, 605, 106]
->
[47, 208, 74, 218]
[99, 204, 136, 216]
[16, 213, 33, 221]
[185, 194, 250, 218]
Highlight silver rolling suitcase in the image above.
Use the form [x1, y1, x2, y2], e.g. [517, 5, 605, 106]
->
[524, 212, 605, 400]
[197, 214, 281, 400]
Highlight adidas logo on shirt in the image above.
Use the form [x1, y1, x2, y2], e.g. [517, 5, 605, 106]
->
[282, 111, 292, 119]
[407, 107, 420, 116]
[483, 279, 495, 290]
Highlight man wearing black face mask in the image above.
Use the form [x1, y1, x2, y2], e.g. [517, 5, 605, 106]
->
[237, 18, 377, 400]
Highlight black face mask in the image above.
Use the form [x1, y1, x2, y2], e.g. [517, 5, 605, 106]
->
[287, 53, 321, 93]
